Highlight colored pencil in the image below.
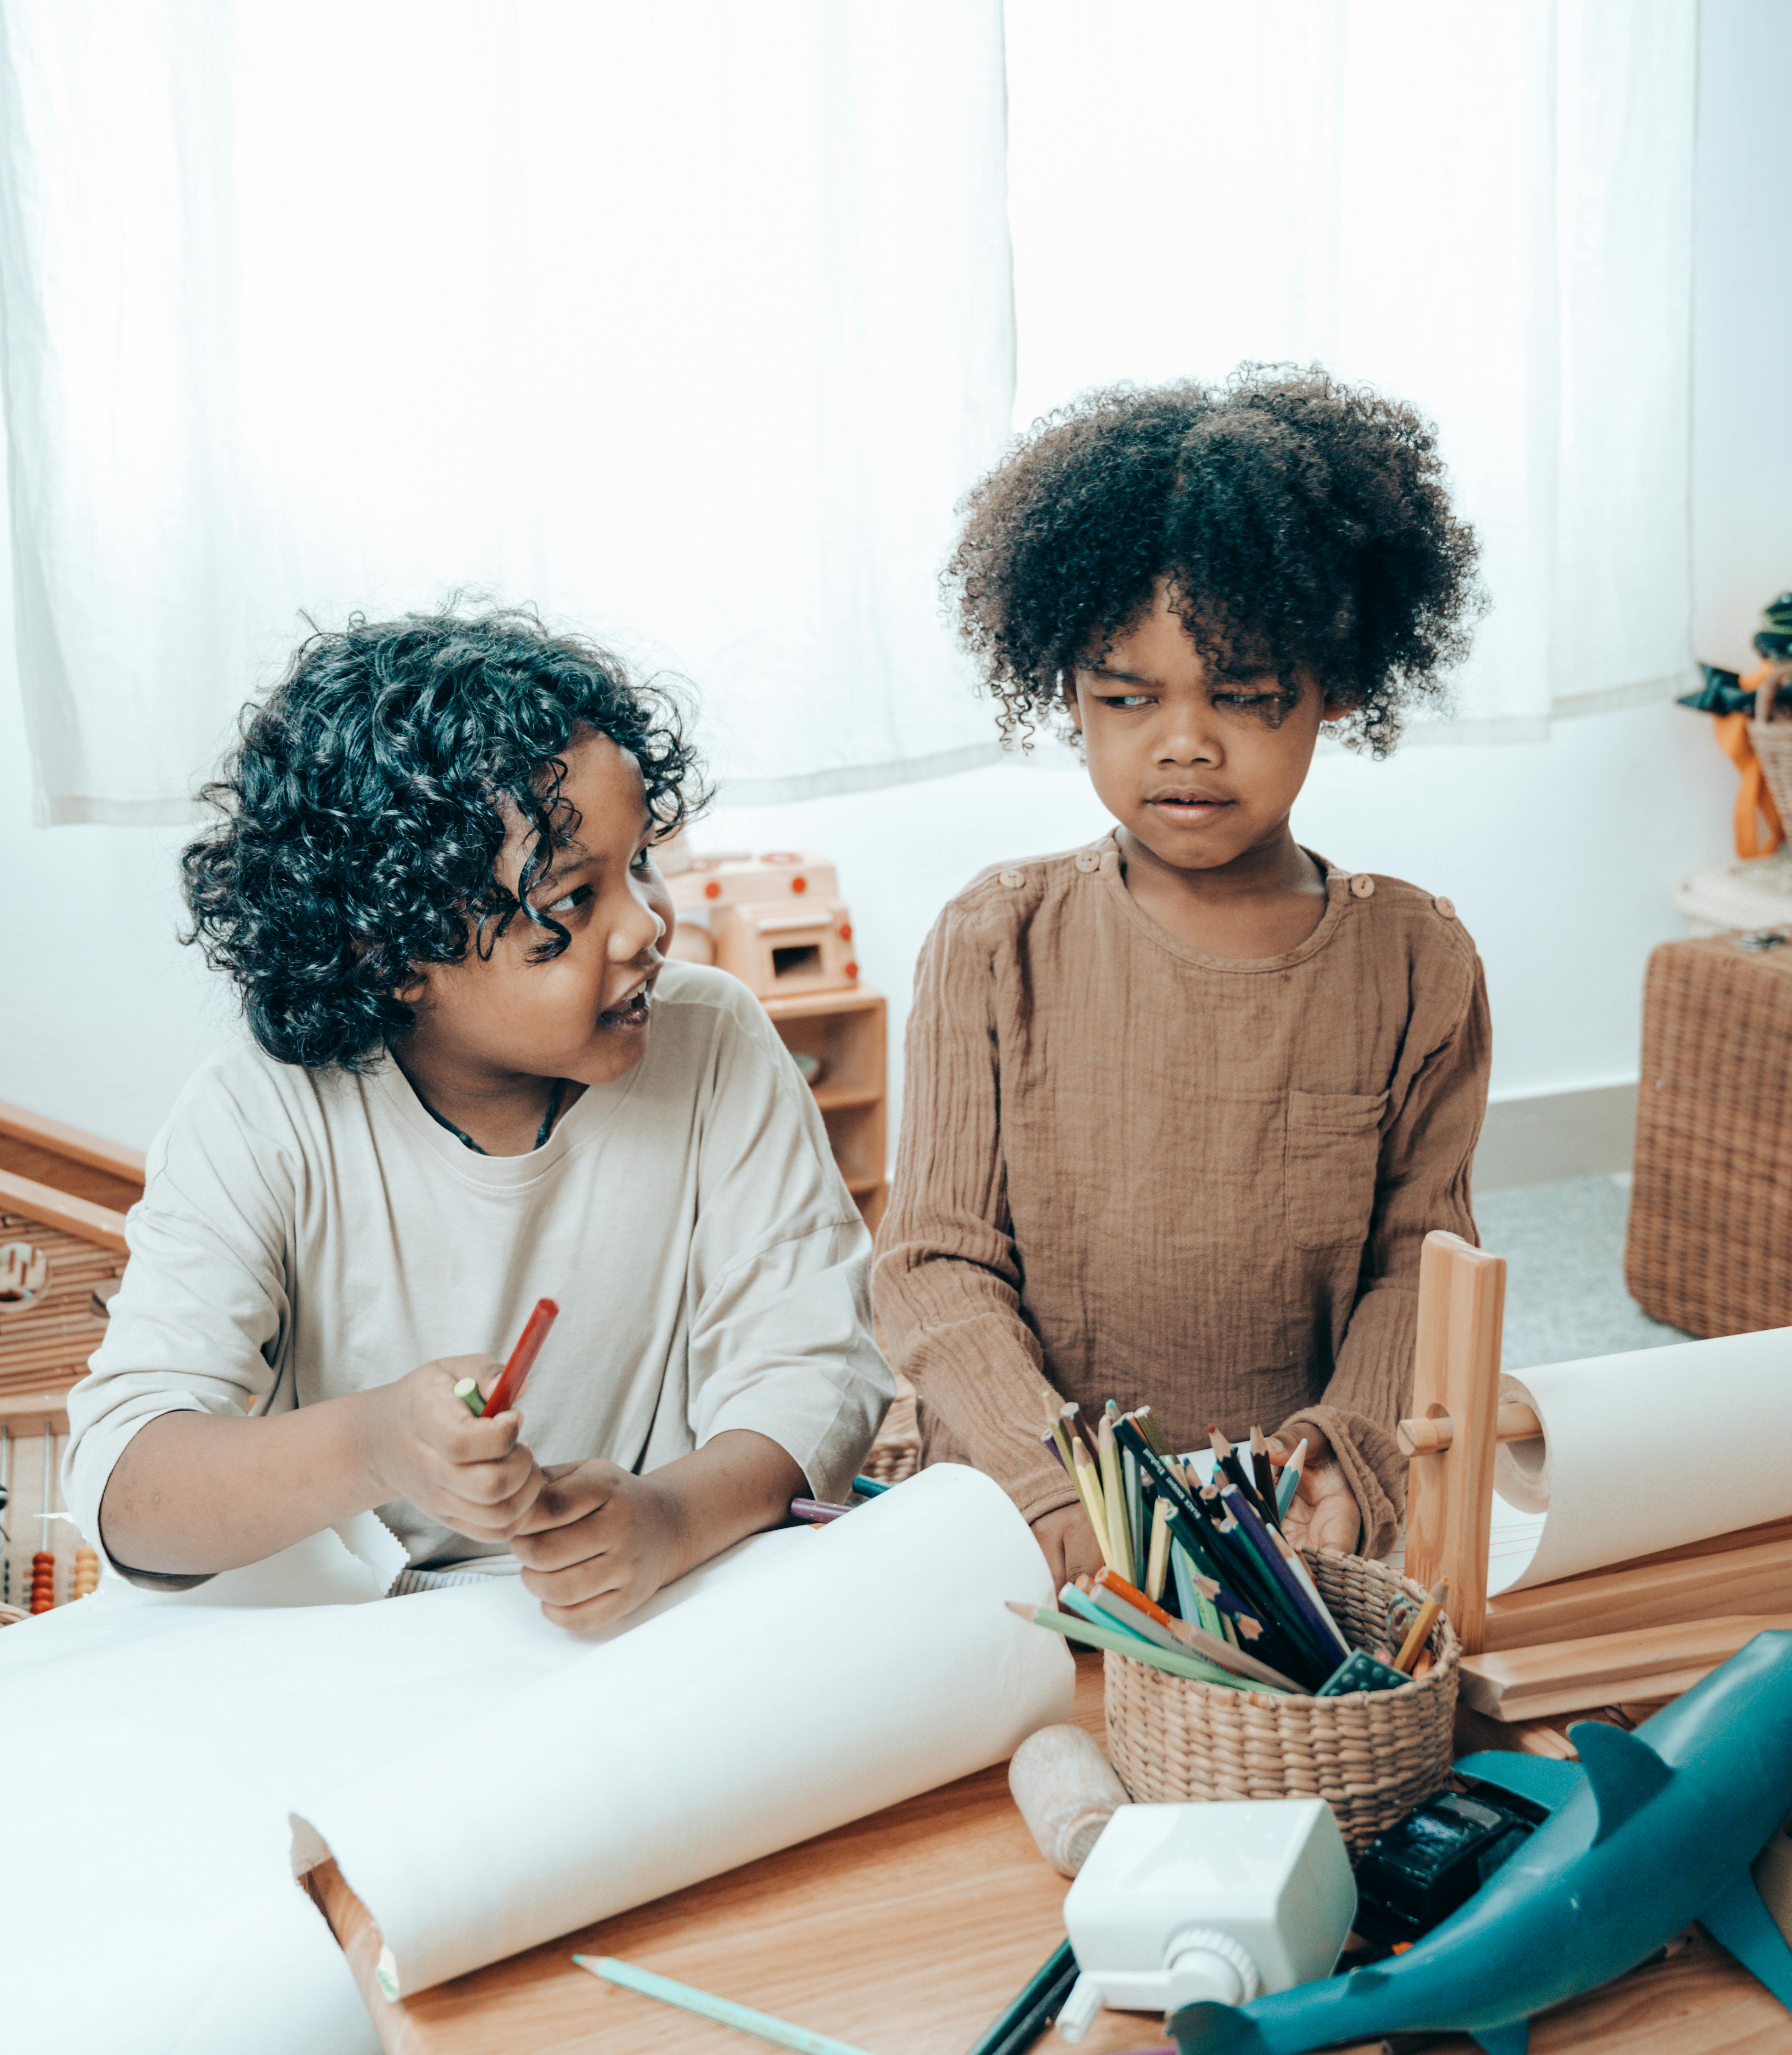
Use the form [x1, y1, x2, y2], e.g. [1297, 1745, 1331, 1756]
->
[1275, 1437, 1309, 1518]
[850, 1474, 889, 1497]
[1144, 1492, 1171, 1604]
[1169, 1540, 1206, 1633]
[1183, 1565, 1272, 1642]
[574, 1956, 873, 2055]
[1133, 1405, 1177, 1460]
[464, 1296, 559, 1419]
[1123, 1445, 1143, 1570]
[967, 1939, 1079, 2055]
[1096, 1417, 1135, 1583]
[1085, 1578, 1188, 1654]
[788, 1498, 851, 1523]
[1250, 1425, 1279, 1519]
[1110, 1417, 1210, 1556]
[1211, 1426, 1274, 1525]
[1395, 1577, 1450, 1672]
[1070, 1440, 1115, 1571]
[1092, 1570, 1298, 1693]
[1271, 1526, 1352, 1650]
[1059, 1579, 1145, 1643]
[1219, 1483, 1351, 1667]
[1040, 1430, 1067, 1474]
[1006, 1602, 1254, 1689]
[1062, 1400, 1096, 1457]
[1191, 1484, 1295, 1625]
[1042, 1391, 1077, 1477]
[1111, 1419, 1296, 1662]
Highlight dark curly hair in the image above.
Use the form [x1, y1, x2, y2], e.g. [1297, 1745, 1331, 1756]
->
[945, 364, 1483, 757]
[181, 607, 708, 1071]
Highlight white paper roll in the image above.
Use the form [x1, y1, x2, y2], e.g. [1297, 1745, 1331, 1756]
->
[1491, 1326, 1792, 1592]
[289, 1462, 1071, 1997]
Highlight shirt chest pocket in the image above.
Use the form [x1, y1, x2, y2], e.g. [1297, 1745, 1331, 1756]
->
[1284, 1089, 1389, 1250]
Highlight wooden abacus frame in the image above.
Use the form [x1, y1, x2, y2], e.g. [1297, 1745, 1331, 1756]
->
[1400, 1230, 1792, 1723]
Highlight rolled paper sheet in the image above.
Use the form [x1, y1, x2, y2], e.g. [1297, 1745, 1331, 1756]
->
[1008, 1724, 1129, 1876]
[290, 1463, 1072, 1997]
[1491, 1327, 1792, 1592]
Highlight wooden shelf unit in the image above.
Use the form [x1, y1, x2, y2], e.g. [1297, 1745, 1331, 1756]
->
[760, 987, 887, 1234]
[0, 1101, 143, 1609]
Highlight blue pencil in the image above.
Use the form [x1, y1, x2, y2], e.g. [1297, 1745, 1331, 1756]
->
[1219, 1482, 1351, 1667]
[850, 1474, 889, 1497]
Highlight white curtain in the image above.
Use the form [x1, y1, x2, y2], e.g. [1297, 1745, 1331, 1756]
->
[0, 0, 1014, 823]
[1005, 0, 1697, 742]
[1, 1, 1696, 823]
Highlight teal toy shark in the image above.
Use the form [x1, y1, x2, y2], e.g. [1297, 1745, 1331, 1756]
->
[1171, 1628, 1792, 2055]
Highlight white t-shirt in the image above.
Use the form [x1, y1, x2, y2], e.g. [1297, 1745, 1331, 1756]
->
[65, 963, 891, 1577]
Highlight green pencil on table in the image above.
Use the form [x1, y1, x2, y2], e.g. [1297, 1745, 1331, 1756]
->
[575, 1955, 875, 2055]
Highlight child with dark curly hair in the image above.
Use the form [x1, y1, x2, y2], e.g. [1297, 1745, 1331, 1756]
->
[65, 610, 890, 1624]
[874, 367, 1489, 1584]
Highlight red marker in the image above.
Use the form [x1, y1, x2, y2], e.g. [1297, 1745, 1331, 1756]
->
[461, 1298, 558, 1419]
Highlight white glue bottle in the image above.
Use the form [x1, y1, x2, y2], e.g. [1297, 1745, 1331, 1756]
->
[1055, 1799, 1357, 2041]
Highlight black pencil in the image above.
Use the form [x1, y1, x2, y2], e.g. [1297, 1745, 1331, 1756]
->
[966, 1940, 1079, 2055]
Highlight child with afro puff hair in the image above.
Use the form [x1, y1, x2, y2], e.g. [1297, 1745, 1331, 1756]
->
[65, 609, 889, 1620]
[874, 367, 1490, 1584]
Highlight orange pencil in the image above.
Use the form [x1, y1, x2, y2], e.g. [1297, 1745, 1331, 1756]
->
[1093, 1565, 1180, 1634]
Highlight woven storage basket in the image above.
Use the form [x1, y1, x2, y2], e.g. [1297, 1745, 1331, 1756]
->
[1626, 929, 1792, 1334]
[858, 1381, 921, 1486]
[1749, 664, 1792, 828]
[1104, 1549, 1459, 1853]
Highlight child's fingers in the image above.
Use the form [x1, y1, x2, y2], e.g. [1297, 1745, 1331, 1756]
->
[511, 1504, 616, 1573]
[539, 1591, 633, 1633]
[485, 1465, 546, 1532]
[449, 1443, 538, 1506]
[531, 1564, 636, 1631]
[441, 1406, 526, 1466]
[508, 1461, 616, 1537]
[434, 1493, 530, 1543]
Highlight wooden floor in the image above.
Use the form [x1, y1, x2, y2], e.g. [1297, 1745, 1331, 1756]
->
[314, 1657, 1792, 2055]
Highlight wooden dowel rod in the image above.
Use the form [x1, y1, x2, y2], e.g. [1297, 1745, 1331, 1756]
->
[1397, 1399, 1540, 1458]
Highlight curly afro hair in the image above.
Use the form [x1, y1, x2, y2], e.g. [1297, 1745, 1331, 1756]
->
[945, 364, 1483, 757]
[182, 607, 707, 1071]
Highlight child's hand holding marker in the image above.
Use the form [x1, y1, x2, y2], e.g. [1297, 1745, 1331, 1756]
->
[365, 1354, 544, 1543]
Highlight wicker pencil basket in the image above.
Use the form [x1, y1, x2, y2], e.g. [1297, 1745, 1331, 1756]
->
[1104, 1549, 1459, 1853]
[1749, 663, 1792, 825]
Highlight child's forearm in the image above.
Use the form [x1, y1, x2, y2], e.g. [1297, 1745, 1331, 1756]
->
[97, 1392, 392, 1577]
[642, 1429, 805, 1583]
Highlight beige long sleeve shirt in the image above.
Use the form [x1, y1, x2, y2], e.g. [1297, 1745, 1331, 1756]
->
[67, 962, 891, 1578]
[872, 835, 1490, 1558]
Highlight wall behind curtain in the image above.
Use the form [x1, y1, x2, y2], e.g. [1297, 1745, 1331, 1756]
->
[1006, 0, 1697, 739]
[0, 0, 1013, 823]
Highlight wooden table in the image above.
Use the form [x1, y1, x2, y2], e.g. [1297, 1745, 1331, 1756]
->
[313, 1658, 1792, 2055]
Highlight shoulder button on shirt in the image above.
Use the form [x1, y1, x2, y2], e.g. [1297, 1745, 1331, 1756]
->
[1433, 894, 1456, 919]
[1349, 873, 1376, 899]
[999, 867, 1027, 888]
[1073, 851, 1100, 874]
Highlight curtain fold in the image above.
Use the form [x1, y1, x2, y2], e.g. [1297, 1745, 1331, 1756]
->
[0, 0, 1013, 822]
[1005, 0, 1696, 741]
[0, 0, 1697, 820]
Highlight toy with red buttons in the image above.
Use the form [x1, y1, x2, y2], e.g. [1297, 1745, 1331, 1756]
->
[666, 848, 860, 1000]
